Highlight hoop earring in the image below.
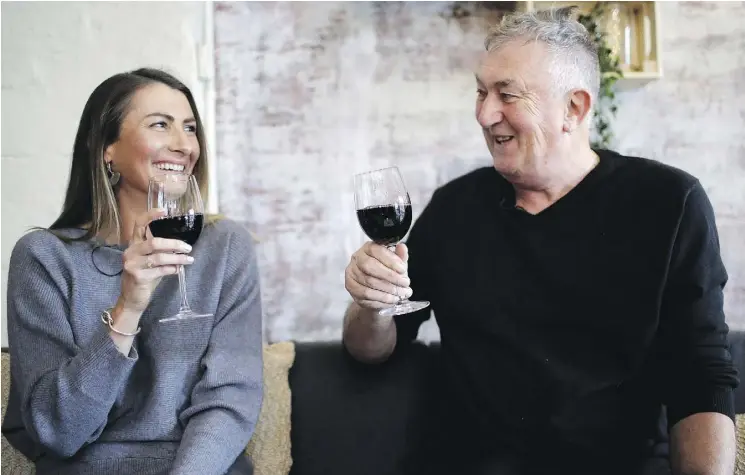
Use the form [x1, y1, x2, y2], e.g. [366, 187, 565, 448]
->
[107, 162, 120, 186]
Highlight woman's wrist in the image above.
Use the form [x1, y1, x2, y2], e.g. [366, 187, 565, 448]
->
[110, 296, 144, 334]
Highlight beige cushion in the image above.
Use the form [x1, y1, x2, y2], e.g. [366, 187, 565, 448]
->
[246, 341, 295, 475]
[737, 414, 745, 475]
[1, 352, 35, 474]
[1, 342, 295, 475]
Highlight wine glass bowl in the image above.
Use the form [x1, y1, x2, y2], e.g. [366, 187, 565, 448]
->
[355, 197, 412, 246]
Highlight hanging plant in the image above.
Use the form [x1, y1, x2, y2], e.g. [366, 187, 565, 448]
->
[576, 3, 624, 149]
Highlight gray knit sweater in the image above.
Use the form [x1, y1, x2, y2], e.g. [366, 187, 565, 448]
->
[2, 219, 263, 475]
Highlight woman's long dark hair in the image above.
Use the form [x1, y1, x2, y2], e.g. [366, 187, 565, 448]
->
[49, 68, 210, 242]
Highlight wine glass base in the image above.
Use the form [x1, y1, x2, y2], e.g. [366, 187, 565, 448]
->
[378, 300, 430, 318]
[159, 311, 213, 323]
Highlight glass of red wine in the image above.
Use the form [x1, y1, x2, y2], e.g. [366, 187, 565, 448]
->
[354, 166, 430, 317]
[148, 173, 212, 322]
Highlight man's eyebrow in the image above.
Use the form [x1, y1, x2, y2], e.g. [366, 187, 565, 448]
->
[495, 79, 513, 88]
[474, 75, 513, 89]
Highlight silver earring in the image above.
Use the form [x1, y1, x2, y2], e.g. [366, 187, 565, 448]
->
[107, 162, 120, 186]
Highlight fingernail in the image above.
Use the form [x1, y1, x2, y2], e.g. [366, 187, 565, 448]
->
[186, 256, 194, 263]
[183, 244, 192, 252]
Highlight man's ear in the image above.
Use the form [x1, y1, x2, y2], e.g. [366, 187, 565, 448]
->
[563, 88, 592, 134]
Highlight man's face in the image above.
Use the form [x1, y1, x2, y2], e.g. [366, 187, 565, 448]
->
[475, 40, 567, 183]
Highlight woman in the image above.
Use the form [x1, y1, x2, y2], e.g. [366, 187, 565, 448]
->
[1, 68, 262, 475]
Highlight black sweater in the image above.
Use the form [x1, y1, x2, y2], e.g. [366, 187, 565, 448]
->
[397, 149, 738, 468]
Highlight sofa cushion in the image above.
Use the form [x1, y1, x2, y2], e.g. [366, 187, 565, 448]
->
[246, 341, 295, 475]
[737, 414, 745, 475]
[1, 352, 35, 474]
[288, 342, 438, 475]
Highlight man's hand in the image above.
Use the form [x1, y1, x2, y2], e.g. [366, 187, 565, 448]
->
[342, 242, 412, 363]
[344, 241, 412, 310]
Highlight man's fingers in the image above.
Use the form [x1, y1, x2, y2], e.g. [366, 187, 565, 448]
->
[357, 300, 394, 310]
[364, 242, 407, 274]
[355, 254, 410, 288]
[345, 276, 400, 306]
[350, 263, 409, 297]
[395, 243, 409, 263]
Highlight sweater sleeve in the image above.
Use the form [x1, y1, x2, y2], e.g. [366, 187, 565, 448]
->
[169, 223, 264, 475]
[4, 231, 138, 458]
[658, 181, 739, 429]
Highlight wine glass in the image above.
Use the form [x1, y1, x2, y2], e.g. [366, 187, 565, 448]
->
[354, 166, 430, 317]
[148, 173, 212, 322]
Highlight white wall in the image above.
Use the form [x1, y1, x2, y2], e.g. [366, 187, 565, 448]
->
[1, 2, 210, 345]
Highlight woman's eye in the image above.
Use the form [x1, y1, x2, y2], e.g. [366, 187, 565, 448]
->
[150, 121, 167, 130]
[184, 124, 197, 133]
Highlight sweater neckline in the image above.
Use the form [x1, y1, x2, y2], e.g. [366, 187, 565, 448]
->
[494, 149, 618, 222]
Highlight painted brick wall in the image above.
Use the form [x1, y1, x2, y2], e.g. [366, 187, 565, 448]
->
[214, 1, 745, 342]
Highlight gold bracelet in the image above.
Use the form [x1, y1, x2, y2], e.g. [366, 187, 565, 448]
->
[101, 308, 141, 336]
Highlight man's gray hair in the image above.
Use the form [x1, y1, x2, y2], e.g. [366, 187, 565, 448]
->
[484, 6, 600, 102]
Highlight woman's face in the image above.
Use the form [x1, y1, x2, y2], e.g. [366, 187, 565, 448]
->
[105, 82, 201, 196]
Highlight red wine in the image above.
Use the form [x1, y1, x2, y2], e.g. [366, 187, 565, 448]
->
[149, 214, 204, 246]
[356, 203, 412, 245]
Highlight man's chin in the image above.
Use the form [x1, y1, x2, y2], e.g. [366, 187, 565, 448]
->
[492, 155, 520, 172]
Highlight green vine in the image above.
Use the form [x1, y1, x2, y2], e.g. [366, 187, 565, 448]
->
[576, 3, 624, 149]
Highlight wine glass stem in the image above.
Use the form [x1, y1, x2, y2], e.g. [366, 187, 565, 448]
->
[177, 265, 192, 314]
[387, 244, 408, 305]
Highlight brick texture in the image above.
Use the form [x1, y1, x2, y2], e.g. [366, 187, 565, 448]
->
[214, 1, 745, 342]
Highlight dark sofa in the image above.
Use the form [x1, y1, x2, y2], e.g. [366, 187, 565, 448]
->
[288, 331, 745, 475]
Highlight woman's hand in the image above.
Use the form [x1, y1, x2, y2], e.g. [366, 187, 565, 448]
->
[118, 208, 194, 313]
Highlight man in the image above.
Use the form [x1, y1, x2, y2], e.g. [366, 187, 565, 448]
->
[342, 7, 738, 475]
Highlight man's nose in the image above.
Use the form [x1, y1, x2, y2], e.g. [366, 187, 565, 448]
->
[477, 94, 504, 129]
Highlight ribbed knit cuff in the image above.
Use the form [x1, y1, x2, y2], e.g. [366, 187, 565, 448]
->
[169, 431, 239, 475]
[667, 386, 735, 429]
[71, 324, 138, 403]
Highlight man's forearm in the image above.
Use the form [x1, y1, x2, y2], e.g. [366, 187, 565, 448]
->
[670, 412, 735, 475]
[342, 302, 397, 363]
